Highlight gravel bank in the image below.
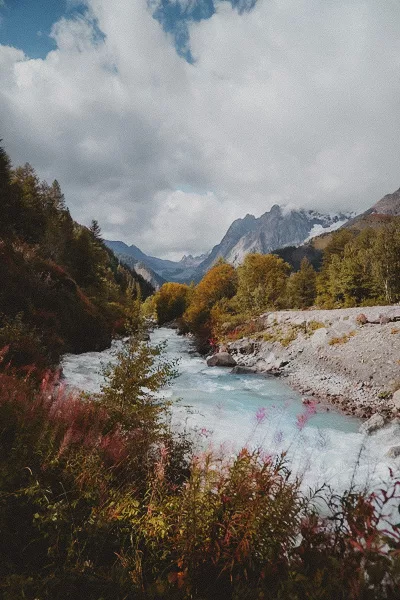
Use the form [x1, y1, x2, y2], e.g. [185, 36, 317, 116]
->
[226, 305, 400, 420]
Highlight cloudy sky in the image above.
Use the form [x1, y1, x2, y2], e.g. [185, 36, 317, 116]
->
[1, 0, 400, 260]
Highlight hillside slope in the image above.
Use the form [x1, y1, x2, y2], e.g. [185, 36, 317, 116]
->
[0, 144, 152, 372]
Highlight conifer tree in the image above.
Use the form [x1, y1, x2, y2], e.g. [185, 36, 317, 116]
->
[89, 219, 103, 242]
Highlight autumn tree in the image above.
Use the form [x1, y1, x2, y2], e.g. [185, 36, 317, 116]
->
[154, 282, 191, 325]
[183, 261, 237, 349]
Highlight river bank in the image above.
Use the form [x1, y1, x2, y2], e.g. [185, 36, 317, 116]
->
[63, 327, 400, 488]
[224, 305, 400, 422]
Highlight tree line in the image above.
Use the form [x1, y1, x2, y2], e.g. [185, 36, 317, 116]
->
[0, 142, 152, 375]
[146, 218, 400, 350]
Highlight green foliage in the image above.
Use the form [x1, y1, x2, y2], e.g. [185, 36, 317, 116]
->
[235, 253, 290, 314]
[154, 282, 191, 325]
[0, 142, 153, 372]
[317, 221, 400, 307]
[287, 257, 317, 308]
[101, 336, 178, 432]
[0, 313, 53, 373]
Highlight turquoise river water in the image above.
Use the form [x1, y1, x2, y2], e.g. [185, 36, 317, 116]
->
[62, 327, 400, 493]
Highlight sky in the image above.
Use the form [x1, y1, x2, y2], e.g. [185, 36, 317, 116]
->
[1, 0, 400, 260]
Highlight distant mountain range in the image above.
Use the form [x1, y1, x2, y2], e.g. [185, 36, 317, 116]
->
[105, 188, 400, 285]
[105, 241, 208, 288]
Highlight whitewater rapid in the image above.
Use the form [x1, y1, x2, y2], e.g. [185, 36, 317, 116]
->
[62, 328, 400, 493]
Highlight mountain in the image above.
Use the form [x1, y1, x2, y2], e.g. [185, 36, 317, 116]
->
[106, 207, 350, 284]
[370, 187, 400, 216]
[344, 187, 400, 230]
[105, 240, 207, 284]
[116, 253, 166, 290]
[195, 205, 350, 276]
[309, 187, 400, 251]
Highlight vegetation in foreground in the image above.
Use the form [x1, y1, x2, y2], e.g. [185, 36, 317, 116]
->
[1, 335, 400, 599]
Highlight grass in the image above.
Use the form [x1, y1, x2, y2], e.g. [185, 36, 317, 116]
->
[329, 331, 356, 345]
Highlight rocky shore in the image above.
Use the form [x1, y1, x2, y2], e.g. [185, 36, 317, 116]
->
[221, 305, 400, 423]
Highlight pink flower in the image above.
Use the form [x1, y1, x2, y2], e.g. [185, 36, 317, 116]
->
[296, 402, 317, 430]
[255, 407, 267, 425]
[200, 427, 211, 438]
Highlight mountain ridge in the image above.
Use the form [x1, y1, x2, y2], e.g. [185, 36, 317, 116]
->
[105, 186, 400, 284]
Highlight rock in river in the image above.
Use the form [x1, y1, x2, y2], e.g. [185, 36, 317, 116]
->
[359, 413, 386, 434]
[207, 352, 237, 367]
[230, 365, 257, 374]
[386, 446, 400, 459]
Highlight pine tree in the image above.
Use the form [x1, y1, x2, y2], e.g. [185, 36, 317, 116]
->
[89, 219, 103, 242]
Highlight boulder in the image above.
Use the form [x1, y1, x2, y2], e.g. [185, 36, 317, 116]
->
[356, 313, 368, 325]
[359, 413, 386, 435]
[207, 352, 237, 367]
[311, 328, 328, 348]
[274, 359, 289, 369]
[386, 445, 400, 459]
[392, 389, 400, 411]
[238, 341, 257, 355]
[230, 365, 257, 375]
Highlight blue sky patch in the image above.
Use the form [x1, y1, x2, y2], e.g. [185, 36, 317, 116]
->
[0, 1, 86, 58]
[0, 0, 257, 61]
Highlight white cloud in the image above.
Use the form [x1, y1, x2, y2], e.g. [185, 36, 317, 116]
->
[1, 0, 400, 258]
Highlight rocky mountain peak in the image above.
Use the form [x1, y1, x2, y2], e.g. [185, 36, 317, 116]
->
[371, 188, 400, 216]
[196, 204, 350, 273]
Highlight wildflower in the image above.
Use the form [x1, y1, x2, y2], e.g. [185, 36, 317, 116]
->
[255, 406, 267, 425]
[296, 402, 317, 430]
[200, 427, 211, 438]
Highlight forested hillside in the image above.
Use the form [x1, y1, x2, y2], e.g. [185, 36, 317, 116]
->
[0, 143, 152, 374]
[148, 218, 400, 351]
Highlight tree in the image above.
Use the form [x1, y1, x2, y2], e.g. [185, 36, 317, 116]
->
[183, 261, 237, 349]
[101, 335, 178, 430]
[287, 258, 316, 308]
[236, 253, 290, 314]
[89, 219, 103, 242]
[11, 163, 47, 243]
[0, 144, 19, 236]
[372, 220, 400, 303]
[154, 282, 191, 325]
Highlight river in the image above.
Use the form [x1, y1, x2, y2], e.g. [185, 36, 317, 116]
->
[62, 327, 400, 493]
